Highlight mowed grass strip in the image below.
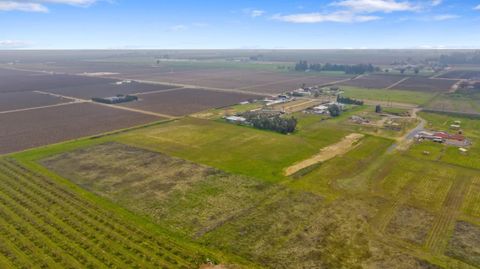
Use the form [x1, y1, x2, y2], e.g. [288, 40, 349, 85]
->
[288, 135, 393, 197]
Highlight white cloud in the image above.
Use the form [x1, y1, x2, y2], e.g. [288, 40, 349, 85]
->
[273, 11, 380, 23]
[0, 40, 30, 48]
[169, 24, 188, 32]
[333, 0, 417, 13]
[243, 8, 265, 18]
[250, 9, 265, 17]
[432, 14, 459, 20]
[431, 0, 442, 6]
[474, 4, 480, 10]
[0, 1, 48, 12]
[38, 0, 98, 5]
[0, 0, 101, 12]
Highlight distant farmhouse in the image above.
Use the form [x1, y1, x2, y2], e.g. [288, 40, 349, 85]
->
[92, 95, 138, 104]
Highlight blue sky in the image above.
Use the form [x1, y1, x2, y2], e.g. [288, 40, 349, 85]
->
[0, 0, 479, 49]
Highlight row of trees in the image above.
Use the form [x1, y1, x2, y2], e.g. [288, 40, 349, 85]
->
[295, 61, 379, 74]
[437, 51, 480, 65]
[328, 104, 341, 117]
[243, 112, 297, 134]
[92, 95, 138, 104]
[337, 96, 364, 105]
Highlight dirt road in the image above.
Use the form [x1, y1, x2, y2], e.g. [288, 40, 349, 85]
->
[284, 133, 364, 176]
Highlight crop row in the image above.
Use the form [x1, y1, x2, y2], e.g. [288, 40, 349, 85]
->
[0, 159, 203, 268]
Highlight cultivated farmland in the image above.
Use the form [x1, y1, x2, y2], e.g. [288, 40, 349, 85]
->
[0, 103, 160, 154]
[439, 70, 480, 80]
[340, 74, 408, 89]
[0, 158, 239, 268]
[392, 77, 459, 92]
[0, 68, 115, 93]
[0, 91, 70, 112]
[47, 81, 179, 99]
[2, 50, 480, 269]
[120, 88, 262, 116]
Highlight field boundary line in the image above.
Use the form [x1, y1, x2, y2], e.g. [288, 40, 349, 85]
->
[385, 77, 410, 89]
[95, 102, 178, 119]
[133, 87, 185, 96]
[34, 90, 177, 119]
[34, 90, 86, 102]
[0, 101, 83, 114]
[106, 76, 272, 97]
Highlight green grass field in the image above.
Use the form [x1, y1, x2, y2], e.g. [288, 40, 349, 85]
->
[342, 86, 437, 105]
[2, 101, 480, 268]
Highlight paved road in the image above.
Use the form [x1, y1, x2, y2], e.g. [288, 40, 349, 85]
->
[387, 108, 425, 152]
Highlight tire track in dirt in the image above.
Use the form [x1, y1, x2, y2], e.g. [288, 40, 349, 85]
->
[424, 177, 470, 255]
[371, 176, 421, 233]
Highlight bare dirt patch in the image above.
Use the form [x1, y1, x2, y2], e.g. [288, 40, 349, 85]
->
[445, 221, 480, 267]
[385, 205, 435, 245]
[284, 133, 364, 176]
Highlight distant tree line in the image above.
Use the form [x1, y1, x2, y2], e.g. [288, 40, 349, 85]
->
[337, 96, 364, 105]
[295, 60, 379, 74]
[437, 51, 480, 65]
[243, 112, 297, 134]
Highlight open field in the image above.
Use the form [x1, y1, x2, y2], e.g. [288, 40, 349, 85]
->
[341, 86, 436, 105]
[0, 103, 160, 154]
[339, 74, 408, 89]
[116, 117, 348, 182]
[424, 93, 480, 115]
[2, 106, 478, 268]
[438, 70, 480, 80]
[120, 88, 261, 116]
[0, 91, 71, 112]
[2, 51, 480, 269]
[0, 158, 215, 268]
[0, 68, 115, 93]
[36, 139, 448, 269]
[47, 81, 180, 99]
[122, 69, 350, 94]
[392, 77, 459, 92]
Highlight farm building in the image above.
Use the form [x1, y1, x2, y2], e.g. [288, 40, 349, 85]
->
[312, 105, 329, 114]
[92, 94, 138, 104]
[224, 116, 247, 124]
[416, 131, 470, 146]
